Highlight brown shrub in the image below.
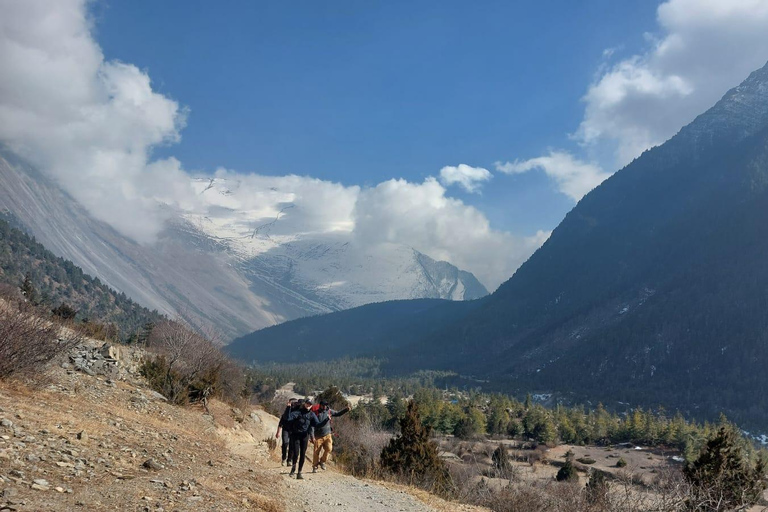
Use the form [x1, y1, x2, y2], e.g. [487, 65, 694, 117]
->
[0, 300, 80, 380]
[141, 320, 248, 406]
[334, 419, 390, 478]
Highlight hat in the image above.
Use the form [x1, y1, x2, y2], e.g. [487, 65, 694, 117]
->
[319, 400, 329, 407]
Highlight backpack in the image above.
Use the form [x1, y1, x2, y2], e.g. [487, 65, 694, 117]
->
[293, 410, 313, 435]
[284, 405, 300, 433]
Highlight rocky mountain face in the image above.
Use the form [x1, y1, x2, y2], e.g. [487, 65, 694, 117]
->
[233, 61, 768, 429]
[0, 153, 486, 340]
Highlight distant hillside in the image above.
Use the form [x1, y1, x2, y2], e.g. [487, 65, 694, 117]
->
[226, 297, 484, 364]
[0, 216, 164, 340]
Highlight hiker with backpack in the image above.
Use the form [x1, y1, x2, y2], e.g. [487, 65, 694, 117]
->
[286, 398, 320, 479]
[275, 398, 299, 465]
[311, 400, 349, 473]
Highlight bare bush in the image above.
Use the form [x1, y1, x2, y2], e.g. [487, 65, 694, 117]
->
[0, 300, 80, 380]
[0, 283, 21, 300]
[334, 419, 391, 479]
[141, 320, 247, 406]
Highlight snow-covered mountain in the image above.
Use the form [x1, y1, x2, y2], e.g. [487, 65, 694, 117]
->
[0, 153, 487, 339]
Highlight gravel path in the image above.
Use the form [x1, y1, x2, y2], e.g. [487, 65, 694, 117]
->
[275, 462, 434, 512]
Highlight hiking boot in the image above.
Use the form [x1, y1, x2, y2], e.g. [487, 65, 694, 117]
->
[296, 473, 304, 480]
[289, 465, 296, 476]
[281, 459, 286, 466]
[320, 463, 326, 470]
[312, 466, 317, 473]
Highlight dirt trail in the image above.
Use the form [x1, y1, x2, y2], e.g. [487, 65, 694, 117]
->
[225, 426, 484, 512]
[274, 461, 434, 512]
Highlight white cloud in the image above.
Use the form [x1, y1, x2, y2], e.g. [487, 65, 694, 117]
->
[188, 173, 548, 289]
[355, 178, 548, 288]
[0, 0, 546, 290]
[576, 0, 768, 167]
[495, 152, 610, 202]
[0, 0, 193, 243]
[198, 169, 359, 237]
[496, 0, 768, 202]
[438, 164, 492, 193]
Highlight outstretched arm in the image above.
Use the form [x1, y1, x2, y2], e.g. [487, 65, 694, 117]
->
[331, 407, 350, 417]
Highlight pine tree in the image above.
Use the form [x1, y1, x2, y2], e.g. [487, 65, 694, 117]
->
[683, 426, 767, 510]
[556, 450, 578, 482]
[380, 401, 450, 490]
[315, 385, 350, 410]
[20, 272, 36, 304]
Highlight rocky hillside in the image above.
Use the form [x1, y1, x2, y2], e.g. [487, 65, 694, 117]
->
[0, 338, 482, 512]
[0, 338, 283, 511]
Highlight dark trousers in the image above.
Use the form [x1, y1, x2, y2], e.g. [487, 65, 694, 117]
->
[290, 433, 309, 473]
[281, 430, 291, 461]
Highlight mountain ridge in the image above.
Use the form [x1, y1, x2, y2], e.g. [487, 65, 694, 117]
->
[0, 149, 487, 339]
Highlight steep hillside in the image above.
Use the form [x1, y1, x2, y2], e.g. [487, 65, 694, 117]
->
[226, 298, 484, 364]
[0, 217, 163, 340]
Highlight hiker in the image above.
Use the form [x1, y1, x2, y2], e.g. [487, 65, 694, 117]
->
[311, 400, 350, 472]
[287, 398, 320, 479]
[275, 398, 299, 465]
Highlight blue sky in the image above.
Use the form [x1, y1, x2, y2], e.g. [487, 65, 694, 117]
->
[92, 1, 657, 235]
[2, 0, 768, 289]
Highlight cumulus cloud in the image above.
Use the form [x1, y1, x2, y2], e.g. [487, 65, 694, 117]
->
[355, 178, 549, 288]
[576, 0, 768, 167]
[196, 169, 359, 237]
[189, 173, 547, 288]
[0, 0, 547, 290]
[497, 0, 768, 202]
[0, 0, 193, 243]
[495, 152, 609, 202]
[438, 164, 492, 193]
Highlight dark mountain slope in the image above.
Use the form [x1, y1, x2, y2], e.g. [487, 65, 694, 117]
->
[0, 217, 164, 340]
[386, 61, 768, 427]
[226, 297, 484, 364]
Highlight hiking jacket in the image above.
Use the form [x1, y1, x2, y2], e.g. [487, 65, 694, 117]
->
[311, 407, 350, 438]
[279, 404, 301, 432]
[287, 408, 320, 437]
